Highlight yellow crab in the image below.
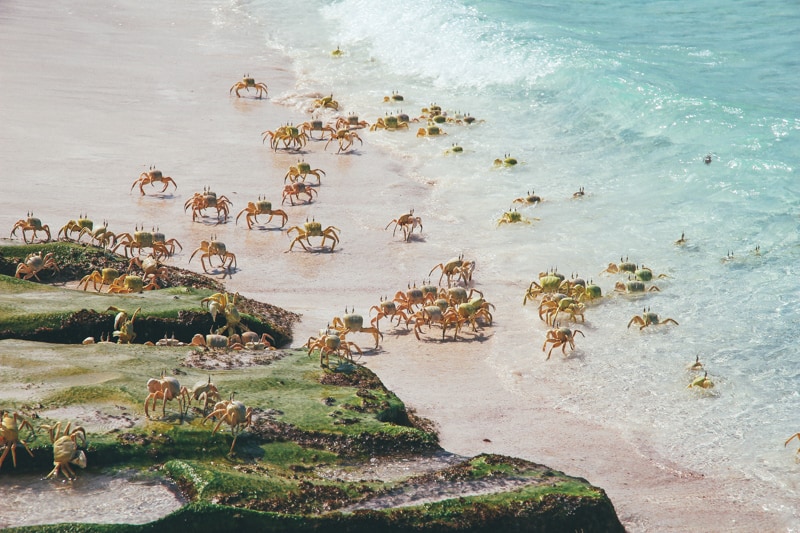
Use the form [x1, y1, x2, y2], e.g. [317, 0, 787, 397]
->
[332, 308, 383, 349]
[454, 297, 495, 337]
[522, 270, 565, 304]
[336, 114, 369, 130]
[785, 433, 800, 456]
[497, 209, 533, 226]
[688, 371, 714, 389]
[183, 188, 233, 224]
[539, 297, 585, 326]
[79, 220, 117, 249]
[190, 237, 237, 273]
[370, 114, 410, 132]
[0, 411, 36, 470]
[11, 212, 51, 243]
[287, 220, 340, 252]
[107, 306, 141, 343]
[385, 209, 423, 242]
[306, 328, 362, 367]
[229, 74, 268, 98]
[493, 154, 518, 167]
[131, 166, 177, 196]
[201, 292, 248, 337]
[313, 94, 339, 110]
[78, 267, 121, 292]
[236, 197, 288, 229]
[444, 143, 464, 155]
[107, 274, 157, 294]
[614, 280, 660, 294]
[406, 305, 460, 341]
[15, 251, 60, 282]
[145, 371, 190, 419]
[543, 324, 585, 360]
[298, 119, 336, 140]
[627, 307, 678, 330]
[284, 160, 326, 185]
[113, 226, 172, 259]
[603, 257, 638, 275]
[369, 296, 408, 330]
[42, 421, 87, 480]
[58, 214, 94, 242]
[416, 123, 447, 137]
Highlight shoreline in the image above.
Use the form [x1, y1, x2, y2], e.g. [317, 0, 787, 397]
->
[0, 0, 792, 531]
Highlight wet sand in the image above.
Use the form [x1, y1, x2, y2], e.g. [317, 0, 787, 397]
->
[0, 0, 790, 531]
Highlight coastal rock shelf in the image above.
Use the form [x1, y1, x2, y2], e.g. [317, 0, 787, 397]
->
[0, 242, 623, 531]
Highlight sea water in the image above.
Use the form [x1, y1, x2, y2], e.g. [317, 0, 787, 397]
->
[217, 0, 799, 522]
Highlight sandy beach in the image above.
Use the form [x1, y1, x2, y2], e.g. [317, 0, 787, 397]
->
[0, 0, 791, 531]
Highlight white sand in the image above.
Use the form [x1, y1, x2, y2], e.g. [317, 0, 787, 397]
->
[0, 0, 790, 531]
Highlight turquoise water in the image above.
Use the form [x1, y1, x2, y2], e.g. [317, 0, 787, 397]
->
[230, 0, 799, 521]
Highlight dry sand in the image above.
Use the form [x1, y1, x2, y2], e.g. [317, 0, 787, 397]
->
[0, 0, 791, 531]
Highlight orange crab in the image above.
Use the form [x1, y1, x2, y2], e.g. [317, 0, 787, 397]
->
[324, 128, 363, 153]
[287, 219, 340, 252]
[184, 188, 232, 224]
[11, 212, 52, 243]
[0, 411, 35, 470]
[229, 74, 268, 98]
[131, 166, 177, 196]
[386, 209, 423, 242]
[543, 324, 585, 360]
[282, 182, 317, 206]
[190, 237, 237, 272]
[236, 196, 288, 229]
[284, 160, 326, 185]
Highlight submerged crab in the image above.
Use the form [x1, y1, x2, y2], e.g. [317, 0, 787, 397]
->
[287, 220, 340, 252]
[0, 411, 35, 470]
[497, 209, 533, 226]
[627, 308, 678, 330]
[15, 252, 60, 282]
[512, 190, 542, 206]
[493, 154, 518, 167]
[416, 124, 446, 137]
[444, 143, 464, 155]
[11, 212, 51, 243]
[42, 421, 87, 480]
[236, 197, 288, 229]
[313, 94, 339, 110]
[688, 371, 714, 390]
[229, 74, 268, 98]
[386, 209, 423, 242]
[131, 166, 177, 196]
[603, 257, 637, 275]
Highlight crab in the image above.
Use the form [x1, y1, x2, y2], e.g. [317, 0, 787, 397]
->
[419, 103, 444, 121]
[383, 91, 404, 103]
[627, 307, 678, 330]
[129, 255, 169, 286]
[416, 122, 447, 137]
[107, 274, 157, 294]
[512, 190, 542, 206]
[407, 305, 460, 341]
[313, 94, 339, 110]
[687, 355, 704, 372]
[497, 209, 533, 226]
[336, 114, 369, 130]
[78, 267, 121, 292]
[674, 232, 687, 246]
[11, 212, 52, 243]
[331, 46, 344, 57]
[455, 297, 495, 336]
[325, 128, 363, 153]
[614, 279, 660, 294]
[369, 296, 408, 330]
[543, 324, 585, 360]
[429, 254, 476, 287]
[131, 166, 177, 196]
[386, 209, 423, 241]
[539, 297, 585, 326]
[201, 291, 248, 337]
[785, 433, 800, 456]
[236, 197, 288, 229]
[145, 371, 190, 419]
[0, 411, 35, 470]
[282, 182, 318, 206]
[107, 306, 141, 343]
[687, 371, 714, 389]
[440, 286, 483, 306]
[113, 226, 172, 259]
[493, 154, 518, 167]
[393, 284, 426, 314]
[262, 124, 309, 151]
[574, 280, 603, 303]
[522, 270, 565, 304]
[573, 187, 585, 198]
[332, 308, 383, 349]
[190, 376, 221, 415]
[370, 114, 410, 132]
[444, 143, 464, 155]
[299, 119, 336, 140]
[42, 421, 87, 480]
[14, 252, 60, 282]
[203, 396, 254, 454]
[184, 188, 233, 223]
[79, 220, 117, 249]
[241, 331, 275, 350]
[284, 160, 326, 185]
[229, 74, 268, 98]
[603, 257, 638, 275]
[633, 266, 669, 282]
[58, 214, 94, 242]
[287, 219, 340, 252]
[190, 237, 237, 273]
[152, 228, 182, 257]
[307, 328, 362, 367]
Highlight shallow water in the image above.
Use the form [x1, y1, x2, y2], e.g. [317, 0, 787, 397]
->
[239, 0, 800, 523]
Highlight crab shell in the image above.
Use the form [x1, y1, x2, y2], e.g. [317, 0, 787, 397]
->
[206, 334, 229, 348]
[133, 231, 154, 247]
[341, 314, 364, 330]
[256, 200, 272, 212]
[53, 435, 87, 469]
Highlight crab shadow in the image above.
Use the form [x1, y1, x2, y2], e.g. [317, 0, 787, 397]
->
[135, 192, 177, 200]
